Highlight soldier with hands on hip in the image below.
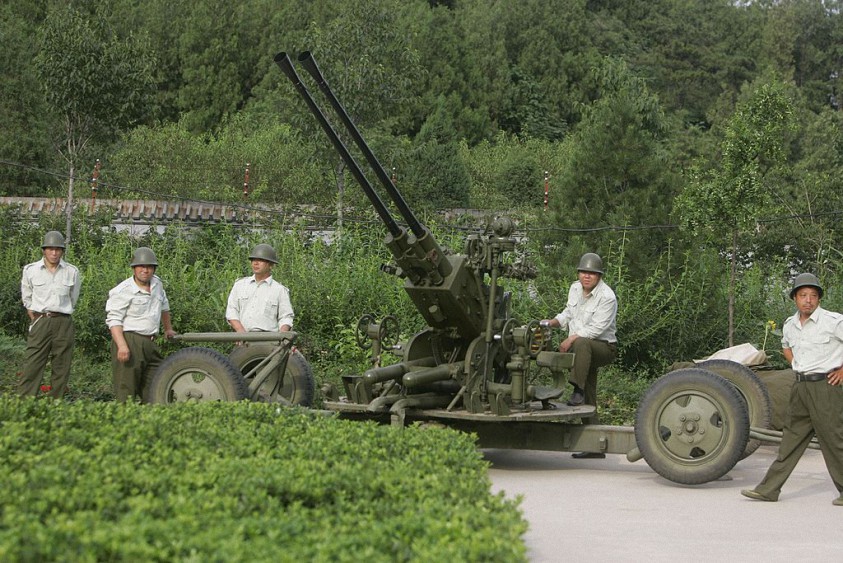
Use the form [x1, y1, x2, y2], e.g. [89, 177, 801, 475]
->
[105, 247, 176, 402]
[19, 231, 81, 398]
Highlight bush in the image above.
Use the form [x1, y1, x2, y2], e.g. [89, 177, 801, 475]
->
[0, 399, 527, 561]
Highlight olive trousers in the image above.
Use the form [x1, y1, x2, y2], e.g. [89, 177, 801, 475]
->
[111, 332, 163, 402]
[753, 379, 843, 499]
[568, 337, 617, 424]
[19, 315, 74, 398]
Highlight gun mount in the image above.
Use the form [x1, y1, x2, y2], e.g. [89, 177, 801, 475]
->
[275, 51, 574, 417]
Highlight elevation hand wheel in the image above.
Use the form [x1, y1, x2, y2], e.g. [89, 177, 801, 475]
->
[378, 315, 400, 349]
[355, 314, 376, 349]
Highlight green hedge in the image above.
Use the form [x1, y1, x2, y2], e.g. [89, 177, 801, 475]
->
[0, 398, 527, 562]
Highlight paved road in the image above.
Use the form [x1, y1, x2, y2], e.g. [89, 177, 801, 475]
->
[487, 445, 842, 562]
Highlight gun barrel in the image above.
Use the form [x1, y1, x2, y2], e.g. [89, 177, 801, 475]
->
[297, 51, 425, 239]
[273, 52, 402, 238]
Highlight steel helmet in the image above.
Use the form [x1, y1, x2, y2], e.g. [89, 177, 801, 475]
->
[576, 252, 604, 275]
[249, 243, 278, 264]
[130, 247, 159, 267]
[790, 273, 823, 299]
[41, 231, 66, 249]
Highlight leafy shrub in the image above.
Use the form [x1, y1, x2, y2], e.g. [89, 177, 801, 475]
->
[0, 399, 527, 562]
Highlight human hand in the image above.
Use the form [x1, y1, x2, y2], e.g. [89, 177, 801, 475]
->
[117, 344, 131, 363]
[828, 367, 843, 386]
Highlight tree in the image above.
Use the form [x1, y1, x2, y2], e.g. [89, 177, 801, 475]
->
[34, 2, 155, 243]
[400, 95, 470, 210]
[0, 2, 52, 196]
[676, 78, 796, 346]
[291, 0, 422, 228]
[545, 57, 678, 276]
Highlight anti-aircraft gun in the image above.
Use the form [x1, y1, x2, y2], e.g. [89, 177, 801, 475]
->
[275, 51, 579, 423]
[270, 51, 770, 486]
[134, 51, 772, 488]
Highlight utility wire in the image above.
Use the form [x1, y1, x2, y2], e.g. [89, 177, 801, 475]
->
[3, 157, 842, 236]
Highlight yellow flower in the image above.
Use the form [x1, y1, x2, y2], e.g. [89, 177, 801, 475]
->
[766, 320, 777, 331]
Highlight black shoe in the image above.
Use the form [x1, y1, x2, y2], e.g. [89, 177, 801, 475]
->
[566, 390, 584, 406]
[572, 452, 605, 459]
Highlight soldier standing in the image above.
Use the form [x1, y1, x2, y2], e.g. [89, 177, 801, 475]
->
[225, 243, 294, 334]
[19, 231, 81, 398]
[105, 247, 176, 402]
[741, 273, 843, 505]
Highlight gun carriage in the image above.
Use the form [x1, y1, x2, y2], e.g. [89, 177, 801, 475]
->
[145, 51, 785, 487]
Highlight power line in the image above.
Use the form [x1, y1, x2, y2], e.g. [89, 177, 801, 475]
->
[3, 157, 843, 236]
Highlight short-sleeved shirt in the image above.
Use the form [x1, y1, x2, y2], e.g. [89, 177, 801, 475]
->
[781, 306, 843, 374]
[21, 258, 81, 314]
[105, 275, 170, 336]
[554, 279, 618, 343]
[225, 275, 294, 331]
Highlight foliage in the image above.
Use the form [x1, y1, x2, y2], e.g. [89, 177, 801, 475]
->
[33, 1, 156, 241]
[677, 77, 796, 344]
[399, 96, 471, 209]
[0, 399, 527, 561]
[108, 114, 327, 205]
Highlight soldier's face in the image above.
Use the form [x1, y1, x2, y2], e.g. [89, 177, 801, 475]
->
[133, 265, 156, 285]
[251, 259, 272, 277]
[42, 247, 63, 266]
[793, 287, 820, 317]
[578, 270, 600, 293]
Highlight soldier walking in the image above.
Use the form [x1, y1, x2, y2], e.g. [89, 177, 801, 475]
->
[741, 273, 843, 505]
[19, 231, 81, 398]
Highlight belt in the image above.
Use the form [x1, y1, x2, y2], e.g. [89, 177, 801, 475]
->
[125, 331, 156, 341]
[795, 372, 827, 382]
[34, 311, 70, 318]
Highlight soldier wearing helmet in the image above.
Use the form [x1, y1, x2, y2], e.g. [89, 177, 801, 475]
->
[105, 247, 177, 402]
[18, 231, 81, 398]
[742, 273, 843, 506]
[225, 243, 294, 335]
[541, 252, 618, 457]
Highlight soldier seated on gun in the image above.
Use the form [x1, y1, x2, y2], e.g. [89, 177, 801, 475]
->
[541, 252, 618, 458]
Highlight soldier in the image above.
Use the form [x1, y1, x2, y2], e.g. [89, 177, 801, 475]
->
[225, 243, 294, 334]
[542, 252, 618, 458]
[105, 247, 176, 402]
[741, 273, 843, 506]
[19, 231, 81, 398]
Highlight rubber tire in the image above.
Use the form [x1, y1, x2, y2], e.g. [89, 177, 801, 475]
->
[145, 347, 249, 403]
[635, 368, 750, 485]
[696, 359, 772, 459]
[229, 344, 315, 406]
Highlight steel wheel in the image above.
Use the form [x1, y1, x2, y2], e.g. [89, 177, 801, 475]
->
[145, 347, 248, 403]
[635, 368, 749, 485]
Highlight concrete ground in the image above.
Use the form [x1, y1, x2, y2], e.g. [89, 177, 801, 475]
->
[487, 445, 842, 562]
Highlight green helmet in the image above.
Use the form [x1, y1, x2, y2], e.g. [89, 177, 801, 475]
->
[249, 243, 278, 264]
[577, 252, 604, 275]
[790, 273, 823, 299]
[41, 231, 66, 249]
[130, 247, 158, 267]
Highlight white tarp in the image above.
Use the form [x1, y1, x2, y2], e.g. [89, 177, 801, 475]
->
[694, 342, 768, 367]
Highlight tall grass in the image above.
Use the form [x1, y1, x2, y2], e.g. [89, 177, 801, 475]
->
[2, 206, 842, 417]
